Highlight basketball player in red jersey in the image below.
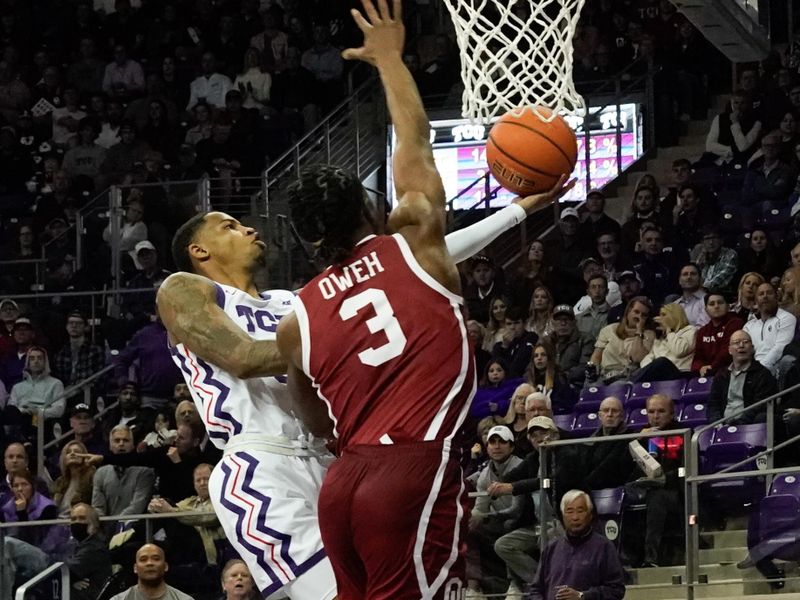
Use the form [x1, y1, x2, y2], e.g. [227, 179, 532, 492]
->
[276, 0, 574, 597]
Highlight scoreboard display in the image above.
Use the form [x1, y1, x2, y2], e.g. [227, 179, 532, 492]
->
[387, 103, 643, 210]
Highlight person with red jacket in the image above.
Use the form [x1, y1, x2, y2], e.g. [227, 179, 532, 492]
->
[691, 293, 744, 376]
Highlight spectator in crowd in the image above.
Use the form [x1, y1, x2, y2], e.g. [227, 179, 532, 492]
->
[67, 38, 105, 96]
[67, 402, 106, 456]
[51, 86, 87, 147]
[102, 44, 145, 99]
[738, 229, 784, 283]
[467, 320, 491, 380]
[97, 99, 123, 149]
[465, 255, 505, 325]
[529, 489, 625, 600]
[703, 89, 762, 167]
[0, 317, 37, 388]
[481, 359, 508, 389]
[249, 10, 289, 72]
[660, 158, 693, 217]
[708, 330, 777, 423]
[595, 231, 629, 284]
[123, 241, 171, 323]
[503, 383, 535, 457]
[627, 394, 685, 567]
[110, 543, 194, 600]
[742, 130, 796, 205]
[483, 297, 509, 352]
[778, 266, 800, 318]
[492, 306, 538, 379]
[102, 197, 148, 269]
[269, 45, 320, 134]
[576, 272, 611, 342]
[52, 311, 105, 388]
[510, 240, 553, 309]
[103, 382, 155, 444]
[92, 424, 154, 529]
[525, 342, 577, 415]
[187, 52, 233, 111]
[674, 263, 708, 327]
[466, 415, 506, 479]
[692, 293, 745, 376]
[578, 190, 621, 243]
[583, 396, 633, 490]
[526, 287, 554, 340]
[53, 440, 96, 517]
[220, 559, 257, 600]
[7, 346, 64, 440]
[489, 416, 584, 597]
[731, 271, 765, 321]
[691, 225, 738, 295]
[184, 102, 214, 147]
[543, 304, 594, 387]
[607, 271, 643, 324]
[633, 227, 679, 304]
[301, 24, 343, 108]
[113, 317, 181, 410]
[234, 48, 272, 111]
[0, 298, 20, 356]
[574, 258, 621, 315]
[62, 117, 106, 189]
[466, 425, 524, 599]
[633, 303, 696, 381]
[0, 443, 49, 507]
[590, 297, 655, 384]
[672, 184, 718, 254]
[545, 207, 585, 291]
[1, 469, 66, 556]
[147, 463, 225, 566]
[743, 282, 797, 376]
[66, 503, 113, 600]
[0, 536, 49, 600]
[621, 186, 662, 254]
[100, 121, 151, 186]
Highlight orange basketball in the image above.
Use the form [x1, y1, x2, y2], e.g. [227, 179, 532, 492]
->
[486, 107, 578, 196]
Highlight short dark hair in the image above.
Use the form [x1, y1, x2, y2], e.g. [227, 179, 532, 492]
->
[681, 262, 701, 275]
[703, 291, 726, 306]
[672, 158, 691, 169]
[678, 183, 701, 198]
[287, 165, 370, 264]
[171, 213, 208, 273]
[588, 273, 608, 287]
[504, 306, 525, 322]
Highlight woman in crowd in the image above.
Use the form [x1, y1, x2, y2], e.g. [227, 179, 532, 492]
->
[511, 239, 552, 308]
[466, 320, 491, 383]
[633, 303, 696, 381]
[1, 470, 67, 555]
[220, 559, 258, 600]
[138, 409, 178, 452]
[590, 296, 655, 383]
[731, 271, 766, 321]
[525, 286, 554, 339]
[502, 383, 532, 450]
[52, 441, 95, 517]
[692, 293, 744, 376]
[234, 48, 272, 111]
[525, 342, 577, 414]
[483, 296, 509, 352]
[749, 110, 799, 166]
[738, 229, 783, 283]
[481, 359, 509, 388]
[779, 266, 800, 319]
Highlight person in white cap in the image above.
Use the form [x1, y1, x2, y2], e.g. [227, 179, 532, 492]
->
[466, 425, 524, 600]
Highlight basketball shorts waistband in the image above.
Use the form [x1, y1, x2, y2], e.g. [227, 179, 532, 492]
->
[340, 440, 460, 461]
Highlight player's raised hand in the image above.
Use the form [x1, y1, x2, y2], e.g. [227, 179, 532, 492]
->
[342, 0, 404, 66]
[512, 174, 577, 216]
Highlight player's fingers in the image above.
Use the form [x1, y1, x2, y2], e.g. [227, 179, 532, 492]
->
[376, 0, 391, 21]
[360, 0, 382, 24]
[349, 8, 372, 32]
[392, 0, 403, 21]
[341, 47, 364, 61]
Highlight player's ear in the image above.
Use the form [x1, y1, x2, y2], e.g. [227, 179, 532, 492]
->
[188, 241, 209, 262]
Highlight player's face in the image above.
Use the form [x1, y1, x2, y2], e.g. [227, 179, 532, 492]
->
[194, 212, 266, 272]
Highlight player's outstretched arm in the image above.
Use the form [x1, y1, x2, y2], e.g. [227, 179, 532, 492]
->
[157, 272, 287, 378]
[343, 0, 444, 211]
[276, 313, 336, 439]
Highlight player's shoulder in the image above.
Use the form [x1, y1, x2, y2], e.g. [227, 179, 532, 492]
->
[157, 272, 217, 307]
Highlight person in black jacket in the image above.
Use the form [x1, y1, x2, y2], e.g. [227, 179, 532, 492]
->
[583, 396, 634, 490]
[708, 330, 778, 424]
[67, 503, 113, 600]
[492, 306, 538, 379]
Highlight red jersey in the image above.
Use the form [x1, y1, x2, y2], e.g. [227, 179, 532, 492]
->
[294, 233, 476, 450]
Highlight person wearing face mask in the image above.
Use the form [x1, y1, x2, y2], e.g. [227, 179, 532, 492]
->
[66, 503, 112, 600]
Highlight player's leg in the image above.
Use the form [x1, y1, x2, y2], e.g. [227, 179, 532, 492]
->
[209, 452, 336, 600]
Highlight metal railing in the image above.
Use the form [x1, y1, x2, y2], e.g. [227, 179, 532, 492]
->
[14, 561, 69, 600]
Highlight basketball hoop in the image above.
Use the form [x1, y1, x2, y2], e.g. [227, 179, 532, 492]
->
[442, 0, 587, 124]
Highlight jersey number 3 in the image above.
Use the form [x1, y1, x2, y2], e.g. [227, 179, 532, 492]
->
[339, 288, 407, 366]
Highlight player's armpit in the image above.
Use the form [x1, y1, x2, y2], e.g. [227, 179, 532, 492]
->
[157, 272, 286, 378]
[276, 313, 335, 439]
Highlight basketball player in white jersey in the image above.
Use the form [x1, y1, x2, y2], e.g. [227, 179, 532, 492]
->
[157, 46, 573, 600]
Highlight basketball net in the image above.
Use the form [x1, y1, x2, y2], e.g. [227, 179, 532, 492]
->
[442, 0, 587, 124]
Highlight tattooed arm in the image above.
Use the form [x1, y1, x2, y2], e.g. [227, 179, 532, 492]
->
[156, 272, 287, 378]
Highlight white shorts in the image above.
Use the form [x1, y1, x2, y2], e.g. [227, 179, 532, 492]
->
[209, 449, 337, 600]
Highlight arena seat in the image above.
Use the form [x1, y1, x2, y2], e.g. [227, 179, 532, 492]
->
[756, 494, 800, 561]
[757, 201, 791, 230]
[578, 381, 631, 409]
[591, 487, 625, 547]
[572, 408, 600, 437]
[682, 376, 713, 403]
[679, 402, 708, 428]
[703, 423, 768, 508]
[627, 380, 684, 409]
[625, 407, 649, 431]
[770, 474, 800, 497]
[553, 413, 574, 431]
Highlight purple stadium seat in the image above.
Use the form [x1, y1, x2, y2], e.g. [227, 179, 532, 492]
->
[758, 201, 791, 230]
[626, 379, 684, 409]
[591, 487, 625, 545]
[770, 474, 800, 497]
[626, 408, 649, 431]
[572, 410, 599, 437]
[757, 494, 800, 561]
[578, 381, 631, 408]
[711, 423, 767, 449]
[679, 403, 708, 428]
[704, 441, 767, 507]
[682, 377, 713, 403]
[553, 413, 574, 431]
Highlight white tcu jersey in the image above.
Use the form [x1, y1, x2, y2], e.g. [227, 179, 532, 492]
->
[170, 282, 305, 449]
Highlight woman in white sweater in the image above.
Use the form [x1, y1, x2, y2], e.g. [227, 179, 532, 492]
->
[233, 48, 272, 111]
[631, 303, 696, 382]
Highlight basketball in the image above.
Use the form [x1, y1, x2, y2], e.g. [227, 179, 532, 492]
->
[486, 107, 578, 196]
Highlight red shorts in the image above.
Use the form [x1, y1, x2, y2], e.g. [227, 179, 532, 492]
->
[317, 440, 468, 600]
